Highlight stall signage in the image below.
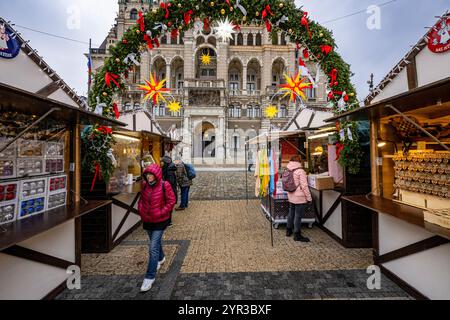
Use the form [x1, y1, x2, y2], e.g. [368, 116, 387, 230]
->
[0, 22, 21, 59]
[428, 17, 450, 53]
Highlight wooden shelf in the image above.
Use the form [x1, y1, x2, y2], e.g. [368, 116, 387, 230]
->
[342, 195, 450, 240]
[0, 200, 112, 251]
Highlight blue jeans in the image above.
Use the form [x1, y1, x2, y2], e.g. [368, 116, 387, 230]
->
[145, 230, 165, 280]
[180, 186, 190, 208]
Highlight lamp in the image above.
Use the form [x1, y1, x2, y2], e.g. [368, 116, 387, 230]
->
[377, 140, 398, 153]
[113, 134, 141, 142]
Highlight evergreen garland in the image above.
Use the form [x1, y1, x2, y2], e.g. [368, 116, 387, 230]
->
[85, 0, 364, 181]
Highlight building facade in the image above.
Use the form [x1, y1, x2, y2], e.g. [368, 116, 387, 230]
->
[90, 0, 329, 165]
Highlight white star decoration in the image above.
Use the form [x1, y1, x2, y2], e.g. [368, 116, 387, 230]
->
[213, 17, 236, 43]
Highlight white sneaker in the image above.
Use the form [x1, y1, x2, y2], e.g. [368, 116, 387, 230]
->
[157, 257, 166, 271]
[140, 279, 155, 292]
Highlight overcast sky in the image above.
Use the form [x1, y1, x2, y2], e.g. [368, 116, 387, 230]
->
[0, 0, 449, 101]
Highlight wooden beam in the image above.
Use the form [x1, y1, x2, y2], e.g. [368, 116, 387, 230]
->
[2, 246, 74, 270]
[112, 193, 141, 241]
[35, 82, 60, 97]
[377, 236, 449, 264]
[406, 58, 418, 91]
[321, 194, 343, 225]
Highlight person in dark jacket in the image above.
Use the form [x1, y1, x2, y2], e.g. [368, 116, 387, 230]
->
[138, 164, 176, 292]
[174, 157, 193, 211]
[161, 156, 178, 204]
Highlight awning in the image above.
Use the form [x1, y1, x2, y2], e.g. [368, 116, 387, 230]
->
[0, 82, 126, 127]
[325, 77, 450, 123]
[246, 130, 304, 145]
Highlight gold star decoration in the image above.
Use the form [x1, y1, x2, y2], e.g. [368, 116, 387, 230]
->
[139, 74, 170, 104]
[167, 101, 182, 114]
[264, 105, 279, 119]
[201, 52, 212, 65]
[279, 73, 312, 102]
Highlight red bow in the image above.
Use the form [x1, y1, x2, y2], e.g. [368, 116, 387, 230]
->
[113, 103, 120, 119]
[336, 143, 345, 161]
[204, 18, 210, 31]
[301, 12, 312, 39]
[262, 5, 273, 32]
[329, 68, 338, 87]
[105, 72, 121, 88]
[184, 10, 193, 26]
[137, 11, 145, 32]
[90, 163, 101, 192]
[171, 29, 179, 39]
[98, 126, 113, 135]
[160, 2, 170, 19]
[143, 34, 154, 49]
[321, 44, 333, 55]
[153, 37, 160, 48]
[225, 0, 232, 7]
[343, 93, 349, 103]
[303, 49, 309, 59]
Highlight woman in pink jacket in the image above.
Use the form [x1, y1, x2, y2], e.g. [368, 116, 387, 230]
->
[286, 156, 313, 242]
[138, 164, 176, 292]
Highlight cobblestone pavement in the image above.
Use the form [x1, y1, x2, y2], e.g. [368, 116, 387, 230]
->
[189, 171, 256, 200]
[57, 200, 411, 300]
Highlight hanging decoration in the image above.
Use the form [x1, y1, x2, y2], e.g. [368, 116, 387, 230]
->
[86, 0, 362, 182]
[213, 17, 236, 42]
[201, 52, 212, 65]
[264, 105, 279, 119]
[139, 74, 170, 104]
[167, 101, 182, 114]
[278, 73, 312, 102]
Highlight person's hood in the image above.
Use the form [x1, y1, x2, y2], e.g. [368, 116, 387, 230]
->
[143, 164, 163, 183]
[287, 161, 302, 171]
[161, 156, 173, 165]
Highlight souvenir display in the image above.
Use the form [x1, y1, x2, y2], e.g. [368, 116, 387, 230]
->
[0, 181, 19, 203]
[0, 139, 16, 158]
[17, 139, 44, 157]
[46, 192, 66, 210]
[0, 158, 16, 179]
[20, 178, 46, 200]
[45, 158, 64, 174]
[48, 175, 67, 194]
[45, 142, 64, 158]
[393, 151, 450, 198]
[0, 201, 17, 226]
[18, 196, 45, 220]
[17, 158, 44, 177]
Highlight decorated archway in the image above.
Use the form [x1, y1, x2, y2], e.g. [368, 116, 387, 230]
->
[83, 0, 364, 186]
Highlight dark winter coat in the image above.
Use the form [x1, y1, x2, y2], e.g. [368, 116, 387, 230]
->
[138, 164, 176, 224]
[175, 162, 193, 188]
[161, 156, 178, 201]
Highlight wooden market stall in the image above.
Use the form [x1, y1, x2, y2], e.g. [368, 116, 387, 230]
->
[0, 83, 125, 300]
[326, 14, 450, 299]
[80, 128, 177, 254]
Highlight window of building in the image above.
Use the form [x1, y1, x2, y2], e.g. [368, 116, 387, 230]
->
[229, 34, 236, 46]
[237, 33, 243, 46]
[254, 106, 261, 118]
[307, 87, 316, 100]
[281, 32, 287, 45]
[161, 34, 167, 45]
[130, 9, 138, 20]
[123, 102, 132, 112]
[271, 32, 279, 45]
[279, 105, 287, 118]
[256, 33, 262, 46]
[247, 33, 254, 46]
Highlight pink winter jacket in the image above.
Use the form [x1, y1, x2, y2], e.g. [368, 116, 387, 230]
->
[286, 161, 312, 204]
[138, 164, 176, 224]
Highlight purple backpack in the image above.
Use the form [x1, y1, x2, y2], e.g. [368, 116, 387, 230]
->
[281, 168, 300, 192]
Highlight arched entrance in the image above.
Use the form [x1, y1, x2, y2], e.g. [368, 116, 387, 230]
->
[193, 121, 216, 162]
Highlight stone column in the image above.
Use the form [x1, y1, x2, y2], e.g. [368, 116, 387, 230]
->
[165, 63, 171, 88]
[242, 65, 248, 95]
[182, 115, 192, 162]
[216, 116, 225, 164]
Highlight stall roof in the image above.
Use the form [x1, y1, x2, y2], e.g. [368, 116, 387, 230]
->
[0, 83, 126, 127]
[247, 130, 304, 145]
[325, 77, 450, 123]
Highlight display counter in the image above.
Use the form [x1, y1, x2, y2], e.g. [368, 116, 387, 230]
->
[343, 195, 450, 300]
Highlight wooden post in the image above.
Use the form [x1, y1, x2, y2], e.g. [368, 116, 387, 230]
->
[370, 120, 380, 196]
[153, 137, 161, 165]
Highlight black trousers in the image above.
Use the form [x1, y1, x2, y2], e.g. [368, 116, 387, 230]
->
[287, 203, 306, 234]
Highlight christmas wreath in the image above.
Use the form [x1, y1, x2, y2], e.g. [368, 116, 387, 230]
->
[85, 0, 364, 183]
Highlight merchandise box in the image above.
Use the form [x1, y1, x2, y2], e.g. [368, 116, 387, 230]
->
[47, 174, 67, 195]
[19, 177, 47, 200]
[0, 180, 19, 203]
[17, 139, 44, 158]
[18, 196, 46, 220]
[0, 200, 18, 226]
[0, 158, 17, 179]
[0, 139, 16, 158]
[308, 175, 335, 190]
[45, 141, 64, 158]
[44, 158, 64, 174]
[46, 191, 67, 211]
[17, 158, 45, 177]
